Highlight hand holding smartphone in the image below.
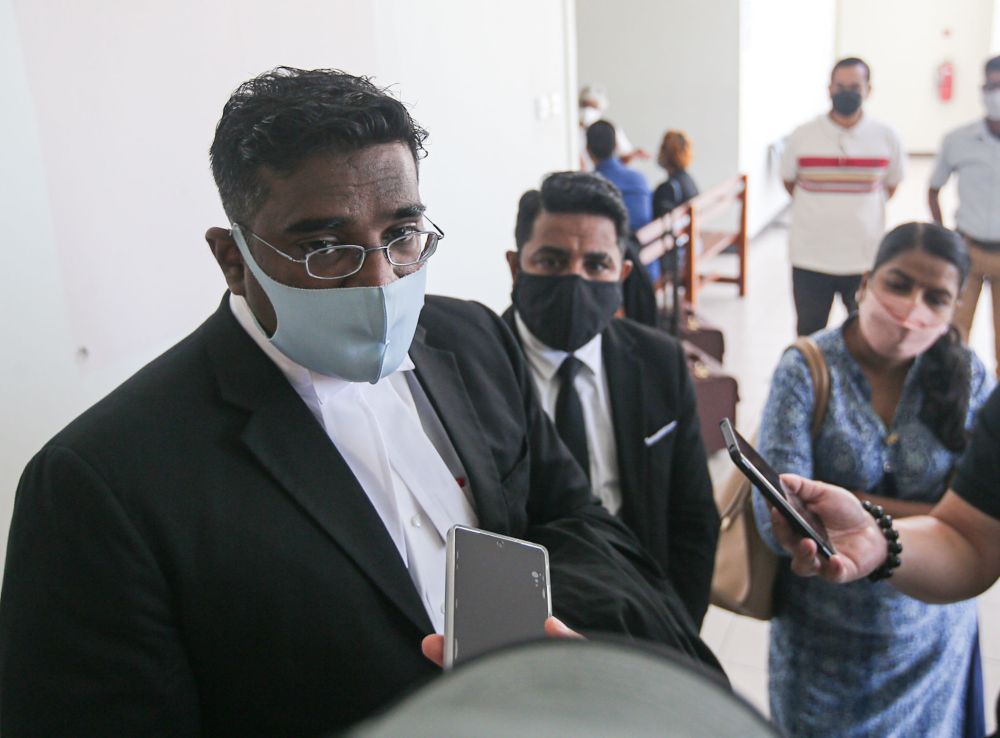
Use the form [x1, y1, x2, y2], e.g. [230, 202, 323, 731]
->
[444, 526, 551, 669]
[720, 419, 836, 558]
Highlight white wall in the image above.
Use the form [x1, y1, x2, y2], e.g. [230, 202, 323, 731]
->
[738, 0, 836, 235]
[1, 0, 577, 572]
[576, 0, 836, 237]
[1, 0, 82, 563]
[837, 0, 996, 153]
[576, 0, 741, 199]
[994, 0, 1000, 51]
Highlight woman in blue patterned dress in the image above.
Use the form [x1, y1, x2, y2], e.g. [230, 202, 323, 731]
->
[753, 222, 993, 737]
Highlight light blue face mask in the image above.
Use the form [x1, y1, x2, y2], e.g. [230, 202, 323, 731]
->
[231, 225, 426, 384]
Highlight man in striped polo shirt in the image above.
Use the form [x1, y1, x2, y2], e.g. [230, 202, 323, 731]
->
[781, 57, 905, 336]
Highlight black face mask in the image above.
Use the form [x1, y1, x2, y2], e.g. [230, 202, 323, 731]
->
[512, 273, 622, 352]
[831, 90, 862, 116]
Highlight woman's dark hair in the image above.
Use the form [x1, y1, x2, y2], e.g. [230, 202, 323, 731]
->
[209, 67, 428, 223]
[514, 171, 629, 254]
[871, 222, 971, 452]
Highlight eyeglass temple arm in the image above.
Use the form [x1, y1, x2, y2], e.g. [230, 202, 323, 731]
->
[233, 223, 303, 264]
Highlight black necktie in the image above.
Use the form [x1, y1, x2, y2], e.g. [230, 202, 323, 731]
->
[555, 356, 590, 480]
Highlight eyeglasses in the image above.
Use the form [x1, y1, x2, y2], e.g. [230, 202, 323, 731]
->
[234, 217, 444, 280]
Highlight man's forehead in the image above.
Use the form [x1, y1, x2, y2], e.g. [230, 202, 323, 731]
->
[280, 203, 426, 236]
[270, 144, 417, 184]
[254, 143, 420, 222]
[536, 210, 615, 230]
[832, 66, 867, 84]
[531, 211, 618, 251]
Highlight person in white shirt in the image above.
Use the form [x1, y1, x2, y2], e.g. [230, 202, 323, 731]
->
[578, 84, 647, 171]
[500, 171, 719, 627]
[930, 55, 1000, 374]
[781, 57, 906, 336]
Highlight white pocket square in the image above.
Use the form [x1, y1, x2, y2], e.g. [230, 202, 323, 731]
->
[644, 420, 678, 447]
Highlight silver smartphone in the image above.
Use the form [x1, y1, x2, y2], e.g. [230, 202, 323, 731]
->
[720, 418, 836, 558]
[443, 525, 551, 669]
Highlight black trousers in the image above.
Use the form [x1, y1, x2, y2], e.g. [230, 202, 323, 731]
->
[791, 267, 862, 336]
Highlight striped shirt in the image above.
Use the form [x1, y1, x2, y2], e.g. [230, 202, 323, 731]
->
[781, 113, 905, 274]
[795, 156, 891, 194]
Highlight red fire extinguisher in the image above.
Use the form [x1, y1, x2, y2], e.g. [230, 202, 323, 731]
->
[937, 61, 954, 102]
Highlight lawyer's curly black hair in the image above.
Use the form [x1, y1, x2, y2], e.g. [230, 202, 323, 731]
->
[209, 67, 428, 222]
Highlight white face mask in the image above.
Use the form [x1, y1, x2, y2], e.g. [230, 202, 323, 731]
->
[231, 225, 427, 384]
[579, 106, 602, 127]
[857, 286, 949, 361]
[984, 89, 1000, 121]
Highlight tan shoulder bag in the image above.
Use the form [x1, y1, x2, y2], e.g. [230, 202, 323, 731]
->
[708, 337, 830, 620]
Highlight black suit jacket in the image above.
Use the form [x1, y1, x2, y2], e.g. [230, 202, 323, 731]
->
[622, 235, 658, 327]
[502, 309, 719, 626]
[0, 296, 718, 738]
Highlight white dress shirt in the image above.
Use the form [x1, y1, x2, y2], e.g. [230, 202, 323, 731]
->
[230, 294, 477, 632]
[514, 311, 622, 514]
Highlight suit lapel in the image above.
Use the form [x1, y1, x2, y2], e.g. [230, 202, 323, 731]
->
[500, 306, 517, 337]
[204, 300, 433, 634]
[408, 332, 509, 533]
[602, 323, 648, 529]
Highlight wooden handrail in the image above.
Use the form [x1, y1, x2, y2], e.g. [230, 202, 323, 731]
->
[638, 173, 748, 308]
[689, 174, 746, 211]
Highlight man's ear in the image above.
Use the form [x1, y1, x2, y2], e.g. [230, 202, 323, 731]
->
[206, 226, 247, 296]
[505, 250, 520, 282]
[620, 259, 633, 282]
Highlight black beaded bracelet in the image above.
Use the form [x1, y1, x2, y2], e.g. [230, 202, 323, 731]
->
[861, 500, 903, 582]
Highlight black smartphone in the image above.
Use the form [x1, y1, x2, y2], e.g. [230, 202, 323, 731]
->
[444, 525, 551, 669]
[720, 419, 836, 558]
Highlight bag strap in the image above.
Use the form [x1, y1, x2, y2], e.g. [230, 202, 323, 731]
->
[718, 337, 830, 531]
[717, 474, 750, 529]
[790, 336, 830, 439]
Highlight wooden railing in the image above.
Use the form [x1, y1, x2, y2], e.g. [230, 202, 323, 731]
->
[634, 173, 748, 309]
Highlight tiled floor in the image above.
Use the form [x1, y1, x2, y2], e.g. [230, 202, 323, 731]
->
[692, 156, 1000, 732]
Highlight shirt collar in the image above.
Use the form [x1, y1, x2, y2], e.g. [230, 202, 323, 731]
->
[823, 110, 866, 135]
[513, 310, 603, 381]
[595, 157, 625, 175]
[228, 292, 414, 402]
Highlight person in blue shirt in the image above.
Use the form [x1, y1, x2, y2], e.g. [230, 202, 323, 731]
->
[587, 121, 655, 281]
[587, 120, 652, 233]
